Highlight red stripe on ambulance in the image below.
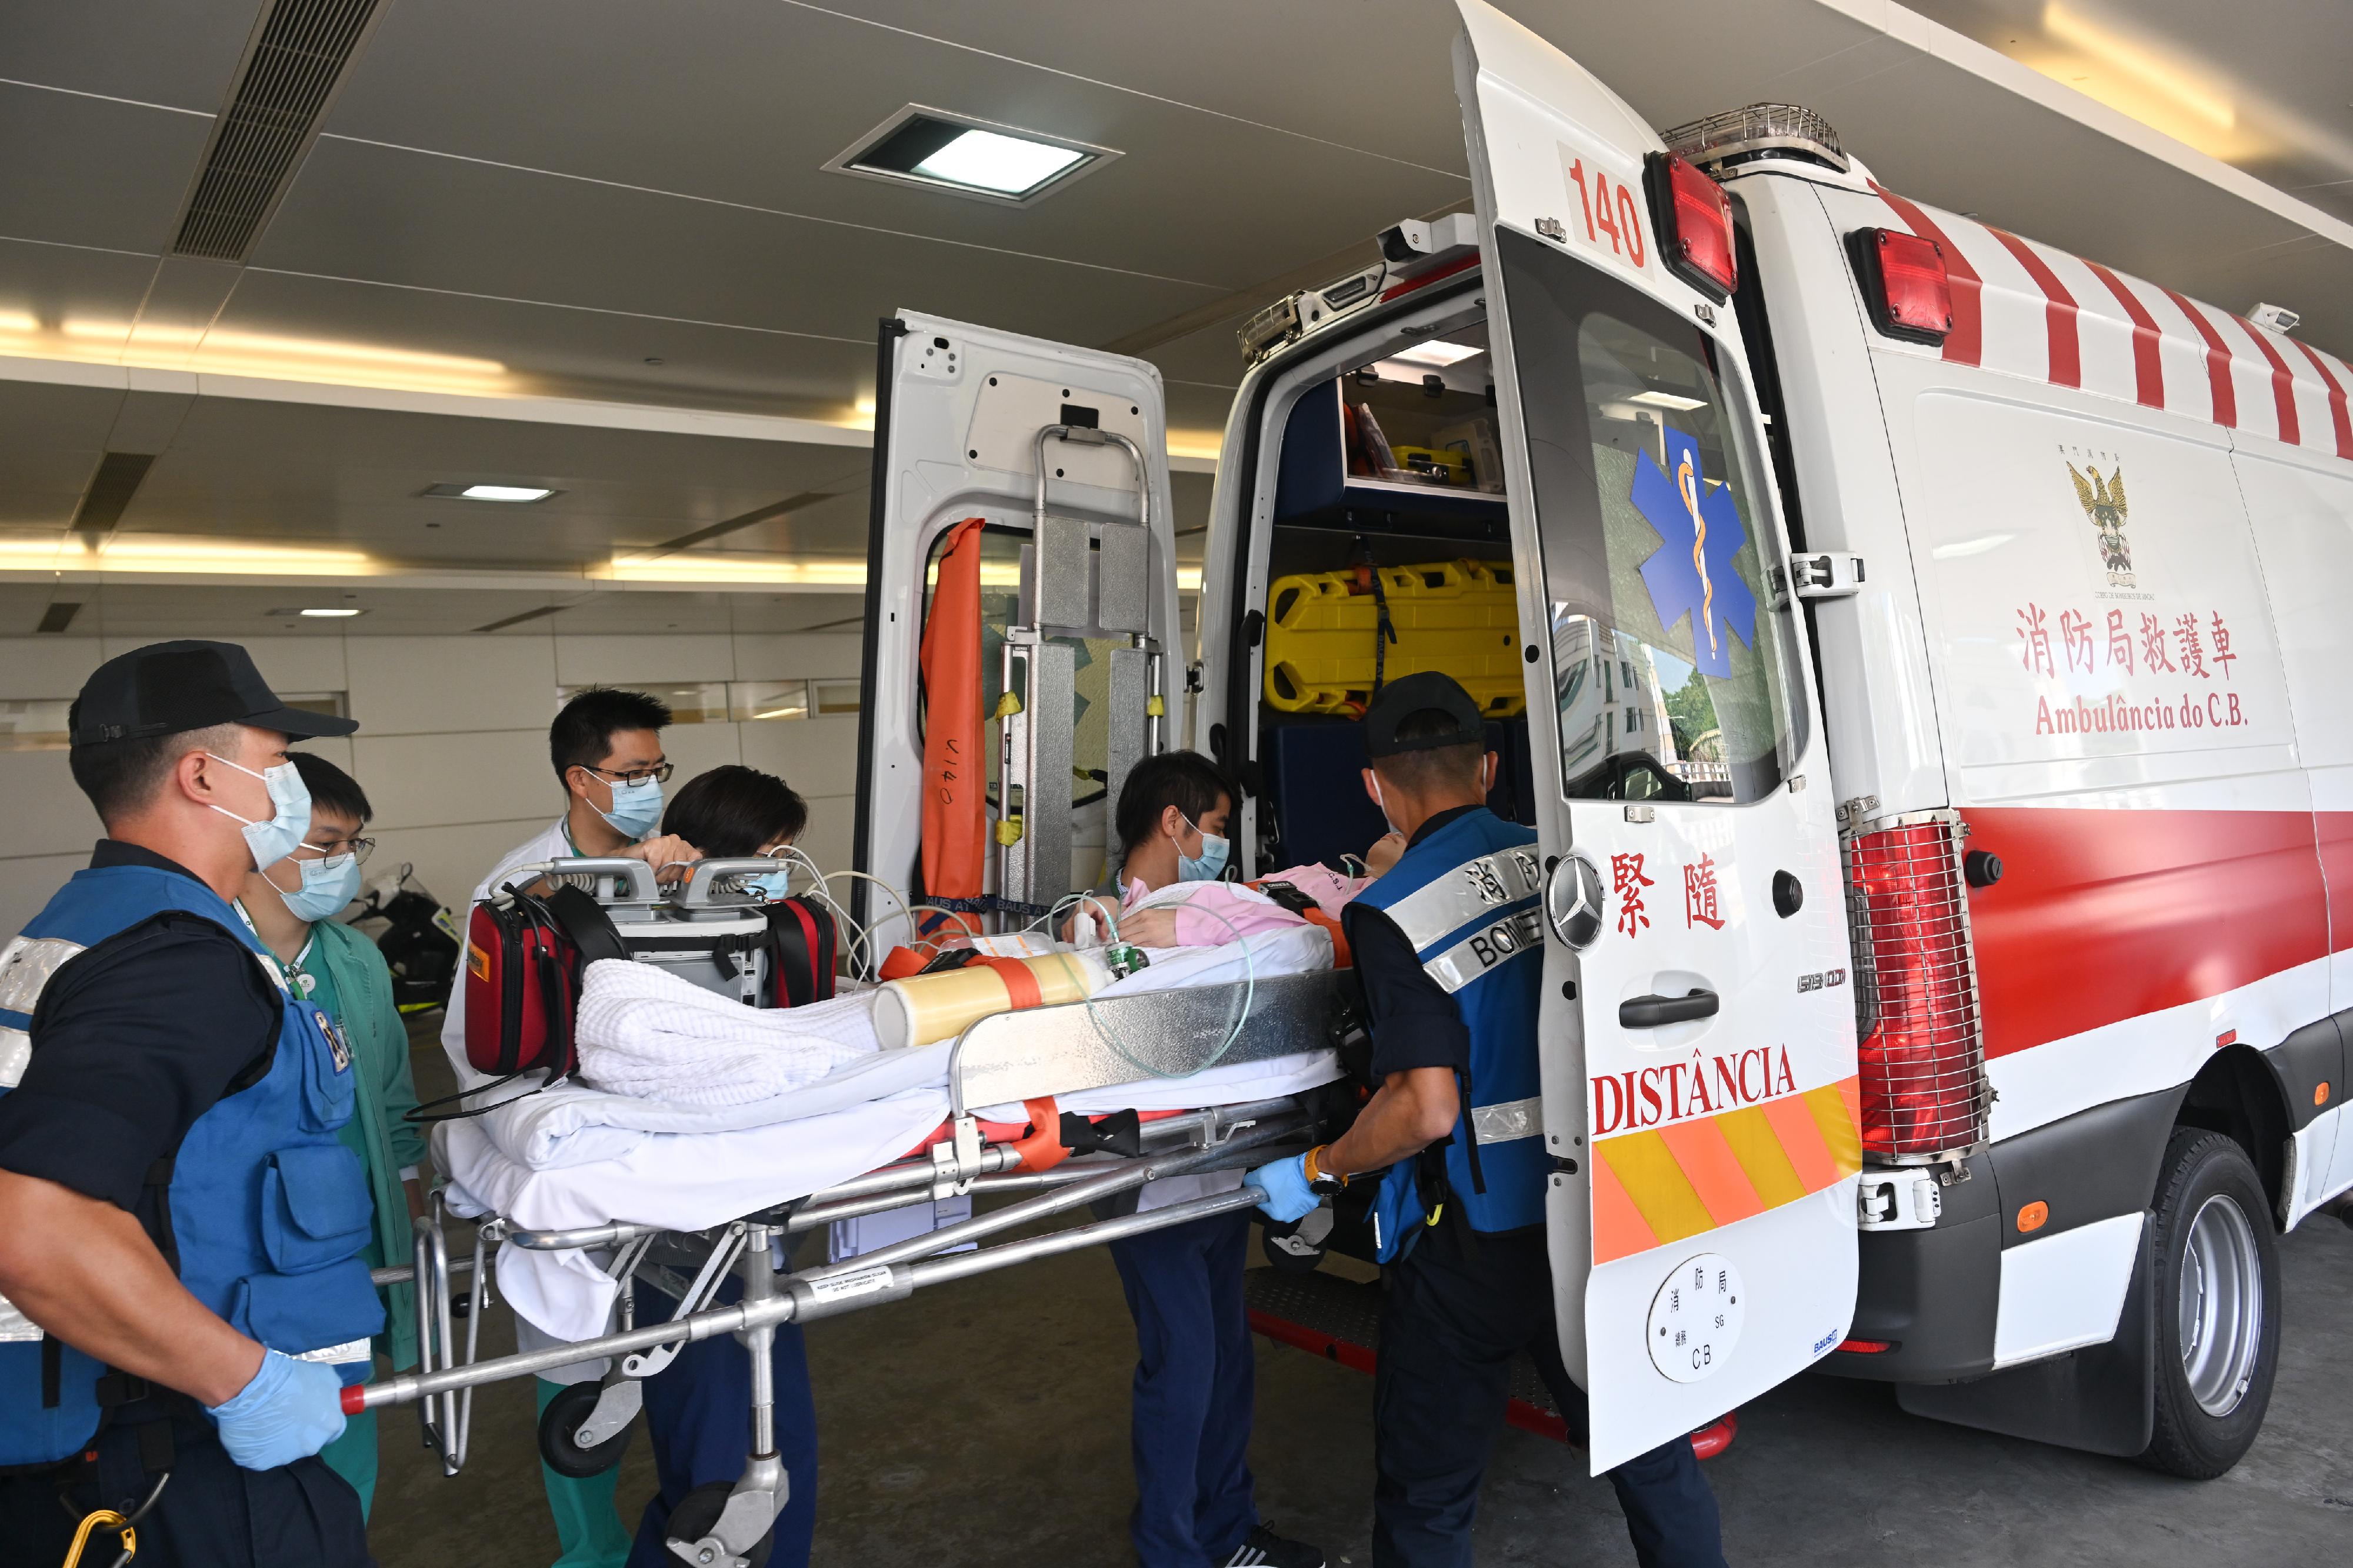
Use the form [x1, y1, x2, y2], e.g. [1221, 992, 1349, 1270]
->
[2079, 259, 2166, 409]
[2231, 314, 2302, 447]
[2292, 339, 2353, 459]
[1961, 806, 2330, 1062]
[1985, 226, 2081, 388]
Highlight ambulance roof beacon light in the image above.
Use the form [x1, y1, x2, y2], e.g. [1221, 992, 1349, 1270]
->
[1644, 153, 1737, 303]
[1849, 228, 1954, 346]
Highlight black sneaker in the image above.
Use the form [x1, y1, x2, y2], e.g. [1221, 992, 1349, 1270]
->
[1221, 1523, 1325, 1568]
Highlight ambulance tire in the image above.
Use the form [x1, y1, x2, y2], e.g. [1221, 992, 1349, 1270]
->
[536, 1379, 635, 1478]
[665, 1480, 775, 1566]
[2139, 1129, 2279, 1479]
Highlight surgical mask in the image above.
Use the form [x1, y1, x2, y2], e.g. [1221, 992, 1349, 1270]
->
[1369, 774, 1397, 838]
[1175, 815, 1229, 883]
[276, 851, 362, 923]
[207, 753, 312, 870]
[599, 774, 665, 840]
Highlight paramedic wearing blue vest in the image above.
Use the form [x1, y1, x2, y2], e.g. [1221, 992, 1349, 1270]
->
[1249, 673, 1727, 1568]
[0, 640, 383, 1566]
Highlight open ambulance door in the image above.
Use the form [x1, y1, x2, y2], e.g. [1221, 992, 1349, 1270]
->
[852, 313, 1179, 946]
[1449, 0, 1862, 1472]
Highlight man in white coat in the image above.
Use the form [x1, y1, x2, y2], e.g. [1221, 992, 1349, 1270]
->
[439, 686, 698, 1568]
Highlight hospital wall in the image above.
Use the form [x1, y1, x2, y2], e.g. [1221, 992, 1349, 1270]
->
[0, 628, 864, 935]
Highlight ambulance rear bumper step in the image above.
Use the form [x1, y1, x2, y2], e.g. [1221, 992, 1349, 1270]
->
[1241, 1267, 1737, 1459]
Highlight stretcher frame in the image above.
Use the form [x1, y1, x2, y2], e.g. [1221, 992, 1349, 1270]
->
[356, 970, 1344, 1567]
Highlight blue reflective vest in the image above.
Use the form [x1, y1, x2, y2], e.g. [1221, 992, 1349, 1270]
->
[0, 861, 384, 1468]
[1348, 808, 1551, 1262]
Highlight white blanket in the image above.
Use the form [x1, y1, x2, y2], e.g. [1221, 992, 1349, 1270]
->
[574, 962, 881, 1105]
[436, 923, 1338, 1343]
[443, 1045, 1338, 1342]
[465, 923, 1332, 1171]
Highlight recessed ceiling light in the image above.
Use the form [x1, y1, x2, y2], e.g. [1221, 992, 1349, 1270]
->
[826, 106, 1116, 205]
[269, 607, 366, 618]
[421, 482, 559, 503]
[1627, 389, 1708, 411]
[1392, 342, 1482, 368]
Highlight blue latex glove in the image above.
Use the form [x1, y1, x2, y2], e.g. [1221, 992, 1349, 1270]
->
[1248, 1154, 1319, 1223]
[206, 1349, 347, 1470]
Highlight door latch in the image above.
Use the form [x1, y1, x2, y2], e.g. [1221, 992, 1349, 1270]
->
[1857, 1169, 1942, 1231]
[1792, 553, 1865, 600]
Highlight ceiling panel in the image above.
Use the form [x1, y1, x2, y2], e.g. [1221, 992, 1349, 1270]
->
[317, 0, 1466, 293]
[248, 135, 1215, 353]
[0, 2, 259, 114]
[216, 265, 878, 416]
[108, 395, 873, 557]
[0, 378, 120, 524]
[801, 0, 1472, 179]
[0, 581, 870, 642]
[0, 235, 166, 342]
[0, 83, 214, 254]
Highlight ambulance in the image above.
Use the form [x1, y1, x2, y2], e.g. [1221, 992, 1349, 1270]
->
[852, 0, 2353, 1478]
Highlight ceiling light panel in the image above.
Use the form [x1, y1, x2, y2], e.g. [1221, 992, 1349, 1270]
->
[825, 106, 1118, 206]
[422, 483, 558, 503]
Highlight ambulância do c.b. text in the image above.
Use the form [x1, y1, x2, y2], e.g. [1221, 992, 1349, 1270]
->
[852, 0, 2353, 1480]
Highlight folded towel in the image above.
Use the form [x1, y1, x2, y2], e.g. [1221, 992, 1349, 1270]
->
[574, 959, 883, 1105]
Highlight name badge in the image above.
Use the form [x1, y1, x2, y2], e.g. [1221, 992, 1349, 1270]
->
[315, 1009, 353, 1073]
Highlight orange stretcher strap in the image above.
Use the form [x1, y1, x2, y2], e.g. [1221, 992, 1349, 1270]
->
[974, 955, 1045, 1010]
[1006, 1096, 1069, 1173]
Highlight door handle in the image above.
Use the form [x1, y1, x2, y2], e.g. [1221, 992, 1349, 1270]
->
[1619, 990, 1720, 1027]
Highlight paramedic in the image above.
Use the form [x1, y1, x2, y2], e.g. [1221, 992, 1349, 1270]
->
[439, 685, 701, 1568]
[616, 763, 818, 1568]
[235, 750, 426, 1523]
[0, 640, 378, 1566]
[1085, 752, 1324, 1568]
[1248, 673, 1727, 1568]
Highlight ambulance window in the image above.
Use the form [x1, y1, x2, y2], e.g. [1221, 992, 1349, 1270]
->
[1495, 228, 1806, 805]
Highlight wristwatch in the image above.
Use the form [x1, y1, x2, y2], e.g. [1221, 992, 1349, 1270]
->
[1304, 1143, 1349, 1196]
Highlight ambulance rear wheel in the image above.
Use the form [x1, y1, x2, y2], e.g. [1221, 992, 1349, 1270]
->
[665, 1480, 775, 1567]
[538, 1379, 634, 1478]
[2139, 1129, 2279, 1479]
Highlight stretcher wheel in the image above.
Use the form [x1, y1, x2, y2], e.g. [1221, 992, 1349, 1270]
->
[537, 1379, 634, 1478]
[1260, 1208, 1332, 1274]
[665, 1480, 774, 1567]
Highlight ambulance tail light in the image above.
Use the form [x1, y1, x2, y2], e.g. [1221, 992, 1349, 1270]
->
[1644, 152, 1737, 303]
[1850, 228, 1953, 345]
[1843, 810, 1990, 1159]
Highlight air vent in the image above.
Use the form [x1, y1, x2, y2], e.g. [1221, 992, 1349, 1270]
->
[172, 0, 384, 261]
[35, 602, 81, 635]
[72, 452, 155, 539]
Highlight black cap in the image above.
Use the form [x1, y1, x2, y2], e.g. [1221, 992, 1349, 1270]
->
[69, 640, 360, 747]
[1362, 671, 1485, 758]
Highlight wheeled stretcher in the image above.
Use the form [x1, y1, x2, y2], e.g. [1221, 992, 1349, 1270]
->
[357, 966, 1350, 1567]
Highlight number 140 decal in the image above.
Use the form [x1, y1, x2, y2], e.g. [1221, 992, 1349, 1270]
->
[1565, 157, 1646, 268]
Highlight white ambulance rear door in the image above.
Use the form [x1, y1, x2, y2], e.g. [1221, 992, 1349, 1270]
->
[1448, 0, 1861, 1472]
[855, 313, 1178, 933]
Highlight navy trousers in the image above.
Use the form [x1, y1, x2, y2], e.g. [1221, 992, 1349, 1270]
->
[625, 1277, 818, 1568]
[1106, 1208, 1259, 1568]
[1372, 1216, 1727, 1568]
[0, 1393, 370, 1567]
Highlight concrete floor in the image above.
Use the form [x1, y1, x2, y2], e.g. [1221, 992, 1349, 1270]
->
[374, 1027, 2353, 1566]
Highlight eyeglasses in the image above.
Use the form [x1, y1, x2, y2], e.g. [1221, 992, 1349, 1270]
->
[579, 762, 675, 785]
[294, 836, 376, 867]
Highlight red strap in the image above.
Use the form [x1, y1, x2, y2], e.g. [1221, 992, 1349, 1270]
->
[779, 899, 822, 1005]
[1007, 1096, 1069, 1173]
[975, 955, 1044, 1010]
